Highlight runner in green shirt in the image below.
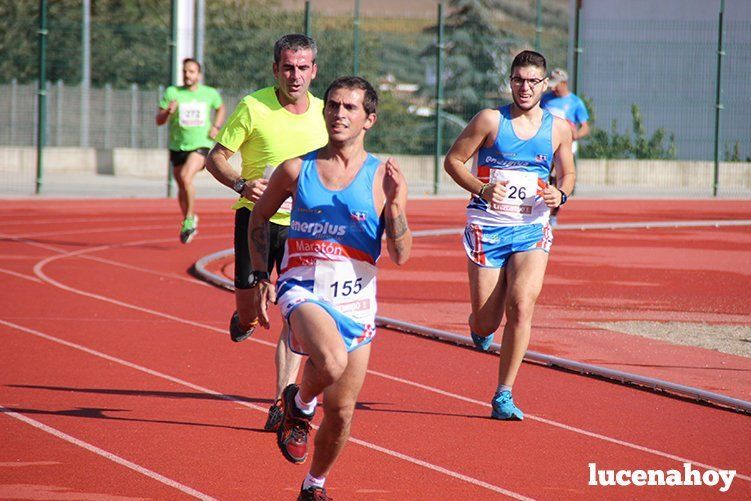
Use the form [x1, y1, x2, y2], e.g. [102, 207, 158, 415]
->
[206, 34, 327, 439]
[156, 58, 225, 243]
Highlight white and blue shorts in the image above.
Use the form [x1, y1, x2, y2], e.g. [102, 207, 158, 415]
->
[463, 223, 553, 268]
[277, 281, 376, 356]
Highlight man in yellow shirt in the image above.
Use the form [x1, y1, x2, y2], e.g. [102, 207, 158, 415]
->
[206, 34, 327, 432]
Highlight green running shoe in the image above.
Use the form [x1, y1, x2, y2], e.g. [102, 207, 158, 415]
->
[179, 215, 198, 244]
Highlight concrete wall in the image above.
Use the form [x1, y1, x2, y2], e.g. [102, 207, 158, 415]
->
[0, 147, 98, 174]
[576, 159, 751, 190]
[1, 147, 749, 195]
[379, 155, 751, 195]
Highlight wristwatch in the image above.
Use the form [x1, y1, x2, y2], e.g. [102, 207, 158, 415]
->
[248, 271, 270, 288]
[233, 178, 247, 195]
[559, 189, 568, 206]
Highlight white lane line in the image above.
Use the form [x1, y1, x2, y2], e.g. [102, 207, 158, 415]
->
[30, 237, 751, 484]
[84, 254, 213, 287]
[3, 223, 230, 240]
[0, 215, 178, 227]
[0, 232, 226, 288]
[0, 267, 43, 283]
[0, 404, 217, 500]
[368, 370, 751, 482]
[0, 319, 531, 499]
[344, 435, 532, 498]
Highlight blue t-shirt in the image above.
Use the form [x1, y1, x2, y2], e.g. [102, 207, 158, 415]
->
[541, 92, 589, 127]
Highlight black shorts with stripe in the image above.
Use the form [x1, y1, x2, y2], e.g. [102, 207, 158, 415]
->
[234, 207, 288, 289]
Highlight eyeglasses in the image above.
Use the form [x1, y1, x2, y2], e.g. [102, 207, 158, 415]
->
[510, 77, 546, 88]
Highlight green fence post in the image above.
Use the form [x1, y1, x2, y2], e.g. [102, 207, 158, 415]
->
[304, 1, 311, 36]
[572, 0, 582, 94]
[353, 0, 360, 75]
[534, 0, 542, 52]
[712, 0, 725, 197]
[36, 0, 48, 194]
[433, 3, 444, 196]
[167, 0, 179, 198]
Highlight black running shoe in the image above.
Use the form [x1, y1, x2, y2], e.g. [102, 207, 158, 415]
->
[277, 384, 313, 464]
[229, 310, 256, 342]
[264, 399, 284, 432]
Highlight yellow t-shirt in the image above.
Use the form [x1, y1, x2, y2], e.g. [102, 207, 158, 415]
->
[215, 86, 327, 225]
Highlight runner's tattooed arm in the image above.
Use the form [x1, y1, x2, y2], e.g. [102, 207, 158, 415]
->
[246, 157, 302, 327]
[382, 158, 412, 265]
[248, 215, 275, 328]
[386, 211, 409, 240]
[249, 222, 270, 273]
[385, 208, 411, 264]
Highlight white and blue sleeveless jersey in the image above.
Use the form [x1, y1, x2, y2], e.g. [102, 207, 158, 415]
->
[279, 150, 383, 275]
[276, 150, 384, 352]
[467, 105, 554, 226]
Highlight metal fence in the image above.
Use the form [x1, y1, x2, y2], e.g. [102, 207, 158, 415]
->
[0, 80, 256, 150]
[1, 0, 748, 197]
[577, 17, 750, 163]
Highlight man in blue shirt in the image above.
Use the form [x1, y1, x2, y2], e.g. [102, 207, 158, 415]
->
[541, 68, 589, 225]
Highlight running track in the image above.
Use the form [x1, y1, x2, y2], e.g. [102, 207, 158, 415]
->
[1, 198, 749, 500]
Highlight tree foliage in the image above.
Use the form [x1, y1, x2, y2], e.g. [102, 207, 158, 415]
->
[366, 91, 433, 155]
[723, 141, 750, 162]
[427, 0, 521, 120]
[579, 101, 676, 160]
[1, 0, 170, 87]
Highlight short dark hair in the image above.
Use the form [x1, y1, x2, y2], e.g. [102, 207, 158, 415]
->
[182, 58, 201, 72]
[323, 76, 378, 115]
[510, 50, 546, 74]
[274, 34, 317, 63]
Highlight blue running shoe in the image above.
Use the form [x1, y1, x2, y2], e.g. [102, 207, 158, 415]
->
[471, 332, 494, 351]
[491, 390, 524, 420]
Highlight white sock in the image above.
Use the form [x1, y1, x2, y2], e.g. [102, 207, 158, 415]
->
[295, 390, 317, 416]
[496, 384, 512, 394]
[302, 472, 326, 490]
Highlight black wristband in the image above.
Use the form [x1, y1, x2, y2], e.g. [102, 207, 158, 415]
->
[559, 189, 568, 205]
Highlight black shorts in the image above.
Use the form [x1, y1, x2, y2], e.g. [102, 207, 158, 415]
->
[170, 148, 210, 168]
[234, 207, 288, 289]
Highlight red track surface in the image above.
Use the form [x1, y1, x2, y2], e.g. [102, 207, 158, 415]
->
[1, 197, 749, 500]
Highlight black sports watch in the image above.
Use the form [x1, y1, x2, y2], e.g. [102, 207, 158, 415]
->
[233, 178, 247, 195]
[248, 271, 270, 288]
[559, 189, 568, 206]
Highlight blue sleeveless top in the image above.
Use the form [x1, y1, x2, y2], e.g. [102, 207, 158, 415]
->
[468, 105, 555, 226]
[281, 149, 384, 272]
